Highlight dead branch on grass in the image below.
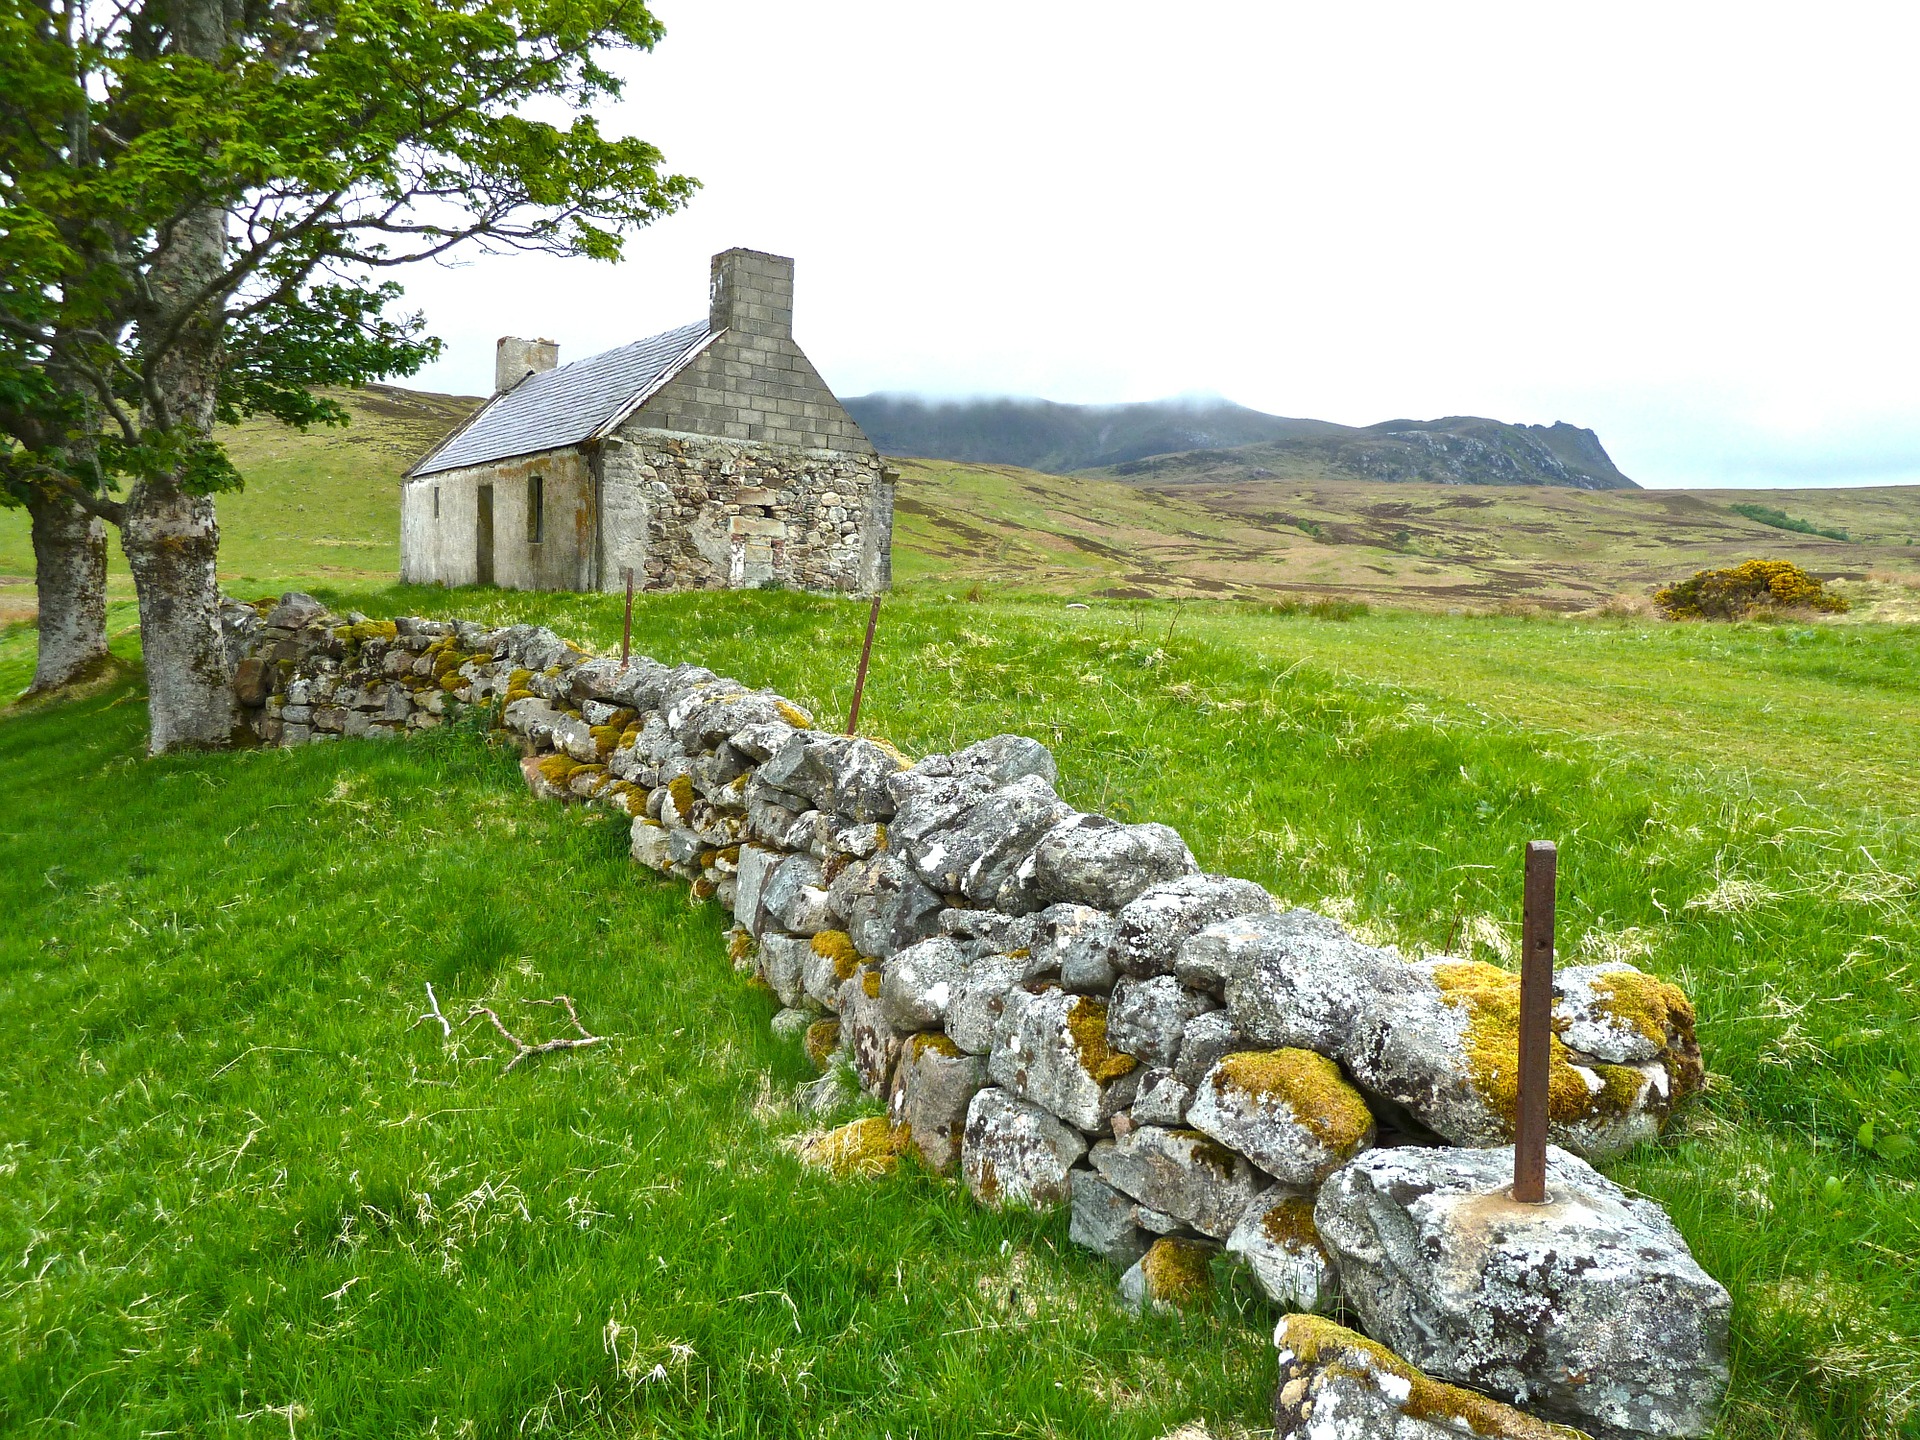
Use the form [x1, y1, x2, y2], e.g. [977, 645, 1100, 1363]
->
[465, 995, 603, 1074]
[411, 981, 452, 1038]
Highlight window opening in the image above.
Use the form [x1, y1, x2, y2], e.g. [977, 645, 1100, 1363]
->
[528, 474, 544, 543]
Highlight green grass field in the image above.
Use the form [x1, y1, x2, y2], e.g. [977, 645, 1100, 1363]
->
[3, 583, 1917, 1438]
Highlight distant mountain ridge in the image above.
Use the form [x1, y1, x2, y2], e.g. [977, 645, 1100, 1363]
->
[843, 394, 1639, 491]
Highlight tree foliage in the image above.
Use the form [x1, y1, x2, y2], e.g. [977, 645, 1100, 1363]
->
[0, 0, 696, 515]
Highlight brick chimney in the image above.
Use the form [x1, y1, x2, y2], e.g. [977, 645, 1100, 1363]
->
[495, 336, 559, 392]
[709, 248, 794, 339]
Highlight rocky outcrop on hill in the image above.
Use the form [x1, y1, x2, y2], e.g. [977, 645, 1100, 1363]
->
[844, 394, 1638, 490]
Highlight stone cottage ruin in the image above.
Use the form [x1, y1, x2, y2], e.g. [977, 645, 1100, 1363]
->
[402, 248, 894, 595]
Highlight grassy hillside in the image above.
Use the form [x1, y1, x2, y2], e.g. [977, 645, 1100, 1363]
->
[3, 587, 1917, 1438]
[5, 385, 1918, 622]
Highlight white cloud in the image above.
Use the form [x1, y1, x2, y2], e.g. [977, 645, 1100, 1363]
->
[398, 1, 1920, 489]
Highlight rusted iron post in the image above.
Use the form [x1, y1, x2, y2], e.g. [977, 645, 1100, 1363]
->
[1513, 840, 1557, 1203]
[846, 594, 882, 735]
[620, 567, 635, 668]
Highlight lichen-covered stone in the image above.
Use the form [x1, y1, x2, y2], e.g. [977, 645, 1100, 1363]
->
[900, 772, 1074, 906]
[960, 1086, 1087, 1209]
[1118, 1237, 1217, 1315]
[760, 853, 833, 936]
[630, 817, 673, 872]
[951, 733, 1058, 788]
[804, 1017, 842, 1070]
[988, 987, 1141, 1133]
[758, 731, 907, 822]
[1172, 1009, 1246, 1089]
[888, 1031, 986, 1174]
[1069, 1169, 1151, 1268]
[759, 934, 814, 1010]
[732, 844, 782, 932]
[1226, 1188, 1337, 1314]
[880, 935, 975, 1031]
[1090, 1125, 1266, 1240]
[1107, 974, 1219, 1068]
[936, 906, 1040, 956]
[803, 930, 864, 1011]
[838, 964, 906, 1098]
[1315, 1145, 1730, 1440]
[1555, 961, 1701, 1074]
[1188, 1049, 1375, 1187]
[1038, 903, 1119, 994]
[944, 952, 1052, 1054]
[1271, 1315, 1591, 1440]
[1130, 1069, 1192, 1126]
[1017, 814, 1199, 912]
[831, 852, 943, 961]
[1115, 873, 1277, 981]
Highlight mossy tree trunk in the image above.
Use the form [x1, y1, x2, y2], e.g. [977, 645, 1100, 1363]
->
[24, 487, 109, 694]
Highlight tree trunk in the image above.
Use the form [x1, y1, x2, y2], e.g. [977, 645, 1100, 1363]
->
[124, 0, 233, 752]
[24, 487, 110, 694]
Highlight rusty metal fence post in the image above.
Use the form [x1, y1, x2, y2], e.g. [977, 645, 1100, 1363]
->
[1513, 840, 1557, 1202]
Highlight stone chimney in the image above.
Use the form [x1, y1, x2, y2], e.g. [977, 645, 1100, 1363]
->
[495, 336, 559, 393]
[709, 248, 794, 339]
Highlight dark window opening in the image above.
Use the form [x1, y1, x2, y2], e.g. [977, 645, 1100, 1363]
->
[528, 474, 545, 544]
[432, 485, 440, 519]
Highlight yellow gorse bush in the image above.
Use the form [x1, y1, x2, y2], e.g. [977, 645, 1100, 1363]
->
[1655, 559, 1849, 620]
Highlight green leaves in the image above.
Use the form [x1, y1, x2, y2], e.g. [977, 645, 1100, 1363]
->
[1, 0, 696, 502]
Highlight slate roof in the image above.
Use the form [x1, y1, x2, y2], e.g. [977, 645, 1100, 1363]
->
[410, 319, 713, 477]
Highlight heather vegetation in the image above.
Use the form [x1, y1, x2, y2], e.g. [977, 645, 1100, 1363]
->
[3, 585, 1916, 1437]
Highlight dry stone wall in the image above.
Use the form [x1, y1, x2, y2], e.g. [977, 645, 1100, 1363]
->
[222, 592, 1731, 1440]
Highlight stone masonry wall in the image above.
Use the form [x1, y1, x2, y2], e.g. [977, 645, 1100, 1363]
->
[598, 432, 892, 595]
[221, 592, 1732, 1440]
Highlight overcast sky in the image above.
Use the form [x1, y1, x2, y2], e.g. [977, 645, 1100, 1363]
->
[400, 2, 1920, 490]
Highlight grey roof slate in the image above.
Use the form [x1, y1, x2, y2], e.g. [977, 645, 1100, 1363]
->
[411, 319, 712, 477]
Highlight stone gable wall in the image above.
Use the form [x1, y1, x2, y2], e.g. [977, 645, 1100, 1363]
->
[598, 432, 891, 595]
[220, 592, 1731, 1440]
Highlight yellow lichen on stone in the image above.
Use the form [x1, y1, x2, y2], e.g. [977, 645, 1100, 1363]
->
[811, 930, 865, 983]
[1066, 996, 1138, 1083]
[667, 774, 696, 817]
[910, 1031, 962, 1060]
[1171, 1129, 1243, 1180]
[1275, 1315, 1591, 1440]
[1433, 961, 1638, 1131]
[589, 723, 623, 756]
[1591, 968, 1696, 1049]
[804, 1018, 842, 1070]
[1260, 1195, 1325, 1252]
[774, 699, 813, 729]
[796, 1116, 904, 1177]
[537, 752, 582, 785]
[1211, 1049, 1373, 1153]
[1139, 1237, 1215, 1309]
[861, 968, 882, 999]
[438, 674, 466, 693]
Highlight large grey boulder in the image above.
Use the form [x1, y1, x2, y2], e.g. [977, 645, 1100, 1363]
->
[1015, 814, 1199, 912]
[1187, 1049, 1375, 1187]
[831, 853, 943, 960]
[1272, 1315, 1591, 1440]
[1089, 1125, 1266, 1240]
[960, 1087, 1086, 1209]
[1115, 874, 1277, 981]
[1106, 974, 1218, 1068]
[1225, 1188, 1338, 1314]
[1315, 1145, 1731, 1440]
[988, 987, 1141, 1133]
